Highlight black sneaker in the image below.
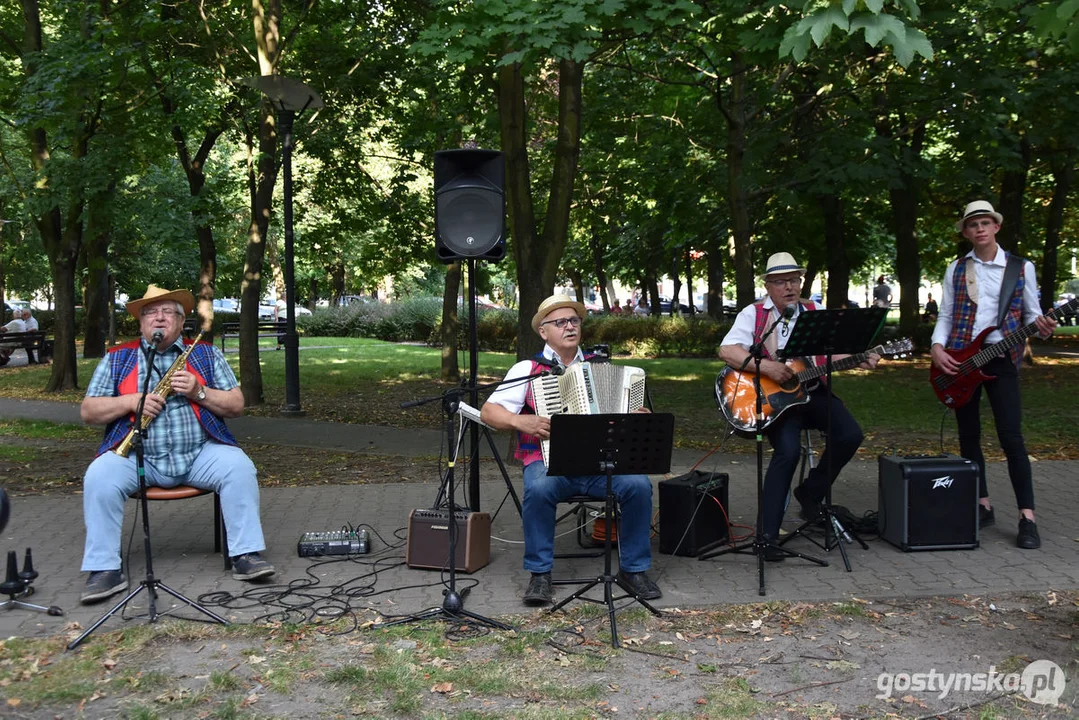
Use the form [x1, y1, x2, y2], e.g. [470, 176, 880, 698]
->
[80, 570, 128, 604]
[617, 571, 662, 600]
[231, 552, 275, 581]
[1016, 518, 1041, 549]
[523, 572, 553, 605]
[979, 505, 995, 528]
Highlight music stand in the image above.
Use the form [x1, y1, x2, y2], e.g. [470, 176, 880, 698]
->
[777, 307, 885, 571]
[546, 413, 674, 648]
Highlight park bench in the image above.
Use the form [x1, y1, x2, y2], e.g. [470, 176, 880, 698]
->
[0, 331, 51, 366]
[219, 321, 287, 352]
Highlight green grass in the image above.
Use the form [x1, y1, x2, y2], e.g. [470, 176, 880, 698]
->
[0, 418, 97, 440]
[3, 336, 1078, 455]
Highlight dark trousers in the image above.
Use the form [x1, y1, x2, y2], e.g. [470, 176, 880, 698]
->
[954, 356, 1035, 510]
[760, 388, 864, 537]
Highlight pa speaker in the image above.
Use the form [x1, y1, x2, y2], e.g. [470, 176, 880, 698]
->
[878, 454, 979, 551]
[406, 508, 491, 572]
[659, 471, 729, 556]
[434, 149, 505, 262]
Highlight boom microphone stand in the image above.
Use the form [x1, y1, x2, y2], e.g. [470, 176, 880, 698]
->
[69, 334, 228, 650]
[699, 306, 827, 595]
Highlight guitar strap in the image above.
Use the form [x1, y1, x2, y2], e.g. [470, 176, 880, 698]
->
[964, 253, 1024, 326]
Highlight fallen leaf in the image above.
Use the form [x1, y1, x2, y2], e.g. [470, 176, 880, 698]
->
[5, 699, 20, 708]
[431, 682, 453, 694]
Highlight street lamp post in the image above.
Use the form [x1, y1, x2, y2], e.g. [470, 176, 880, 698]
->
[246, 75, 323, 416]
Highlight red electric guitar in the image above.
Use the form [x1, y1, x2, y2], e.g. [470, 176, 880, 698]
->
[930, 296, 1078, 408]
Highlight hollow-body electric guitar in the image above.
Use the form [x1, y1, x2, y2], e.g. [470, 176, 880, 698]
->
[930, 297, 1078, 409]
[716, 338, 912, 434]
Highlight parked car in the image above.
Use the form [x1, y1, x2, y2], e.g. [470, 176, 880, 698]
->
[212, 298, 240, 313]
[336, 295, 378, 307]
[657, 296, 694, 314]
[275, 299, 312, 316]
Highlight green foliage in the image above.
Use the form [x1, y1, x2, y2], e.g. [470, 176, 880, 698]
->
[780, 0, 933, 67]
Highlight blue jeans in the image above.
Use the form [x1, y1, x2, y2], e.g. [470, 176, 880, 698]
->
[761, 388, 864, 538]
[521, 460, 653, 574]
[81, 442, 266, 571]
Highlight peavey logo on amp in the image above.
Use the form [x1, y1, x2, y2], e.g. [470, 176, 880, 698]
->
[930, 475, 955, 489]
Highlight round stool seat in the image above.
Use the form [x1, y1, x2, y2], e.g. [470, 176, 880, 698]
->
[138, 486, 210, 501]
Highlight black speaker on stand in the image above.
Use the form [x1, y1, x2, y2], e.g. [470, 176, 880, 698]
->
[434, 149, 505, 263]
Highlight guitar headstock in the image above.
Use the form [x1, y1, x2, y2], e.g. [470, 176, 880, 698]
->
[877, 337, 913, 359]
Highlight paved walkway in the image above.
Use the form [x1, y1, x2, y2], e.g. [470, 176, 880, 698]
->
[1, 397, 1077, 640]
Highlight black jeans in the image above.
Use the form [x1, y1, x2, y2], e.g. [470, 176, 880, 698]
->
[954, 355, 1035, 510]
[760, 388, 864, 538]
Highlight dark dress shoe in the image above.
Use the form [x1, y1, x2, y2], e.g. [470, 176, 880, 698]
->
[979, 505, 995, 528]
[617, 571, 662, 600]
[792, 485, 823, 521]
[523, 572, 553, 605]
[1016, 518, 1040, 549]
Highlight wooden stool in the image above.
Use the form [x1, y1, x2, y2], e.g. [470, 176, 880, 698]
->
[133, 486, 230, 569]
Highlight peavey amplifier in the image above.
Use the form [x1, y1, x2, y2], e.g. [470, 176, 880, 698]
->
[659, 471, 729, 556]
[406, 509, 491, 572]
[878, 454, 979, 551]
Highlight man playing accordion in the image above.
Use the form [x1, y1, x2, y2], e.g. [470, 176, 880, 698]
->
[481, 294, 661, 606]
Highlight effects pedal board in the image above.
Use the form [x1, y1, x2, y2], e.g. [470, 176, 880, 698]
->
[297, 529, 370, 557]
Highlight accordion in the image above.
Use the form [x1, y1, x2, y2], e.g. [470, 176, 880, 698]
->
[531, 362, 647, 467]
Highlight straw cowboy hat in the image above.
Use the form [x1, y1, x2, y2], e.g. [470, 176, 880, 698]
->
[531, 293, 587, 334]
[760, 252, 805, 280]
[955, 200, 1003, 232]
[125, 284, 196, 317]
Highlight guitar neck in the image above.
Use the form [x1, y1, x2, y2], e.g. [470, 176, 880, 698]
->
[972, 301, 1072, 367]
[794, 347, 879, 383]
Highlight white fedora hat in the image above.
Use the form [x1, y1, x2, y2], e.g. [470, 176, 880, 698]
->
[760, 252, 805, 280]
[955, 200, 1003, 232]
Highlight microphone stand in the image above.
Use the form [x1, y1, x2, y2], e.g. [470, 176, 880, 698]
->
[699, 306, 827, 595]
[69, 336, 228, 650]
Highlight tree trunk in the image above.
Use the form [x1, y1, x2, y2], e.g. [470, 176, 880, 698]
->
[820, 194, 849, 309]
[588, 220, 610, 312]
[1040, 154, 1076, 312]
[705, 237, 724, 320]
[722, 54, 755, 307]
[441, 260, 461, 381]
[239, 0, 281, 406]
[329, 261, 345, 303]
[500, 58, 584, 360]
[81, 219, 111, 358]
[997, 135, 1030, 254]
[684, 249, 694, 313]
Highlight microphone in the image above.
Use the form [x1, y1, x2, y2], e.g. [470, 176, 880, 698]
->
[150, 330, 165, 346]
[548, 364, 565, 376]
[782, 303, 797, 319]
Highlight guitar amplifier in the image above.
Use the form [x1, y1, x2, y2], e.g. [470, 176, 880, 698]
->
[406, 509, 491, 573]
[878, 454, 979, 551]
[659, 471, 729, 556]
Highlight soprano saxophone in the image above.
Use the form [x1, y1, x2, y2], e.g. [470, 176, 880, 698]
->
[114, 332, 205, 457]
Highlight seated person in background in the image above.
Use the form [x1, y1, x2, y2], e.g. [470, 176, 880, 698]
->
[610, 298, 623, 314]
[633, 298, 650, 316]
[0, 309, 27, 366]
[923, 292, 939, 323]
[21, 309, 40, 363]
[873, 275, 892, 308]
[79, 284, 275, 604]
[481, 294, 661, 606]
[719, 252, 879, 559]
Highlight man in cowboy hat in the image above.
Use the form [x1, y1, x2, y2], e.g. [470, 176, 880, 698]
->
[719, 252, 879, 560]
[932, 201, 1056, 549]
[481, 294, 661, 605]
[78, 285, 274, 604]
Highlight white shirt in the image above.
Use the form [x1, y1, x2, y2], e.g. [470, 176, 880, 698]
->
[720, 296, 808, 355]
[2, 318, 26, 334]
[23, 316, 38, 332]
[931, 246, 1041, 348]
[486, 343, 585, 414]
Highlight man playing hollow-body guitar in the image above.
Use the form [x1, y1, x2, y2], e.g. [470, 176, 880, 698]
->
[718, 253, 880, 560]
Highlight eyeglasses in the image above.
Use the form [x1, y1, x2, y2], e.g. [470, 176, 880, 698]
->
[141, 307, 182, 318]
[766, 277, 802, 288]
[541, 316, 582, 330]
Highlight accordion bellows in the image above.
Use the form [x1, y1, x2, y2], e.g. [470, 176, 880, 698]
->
[531, 362, 647, 467]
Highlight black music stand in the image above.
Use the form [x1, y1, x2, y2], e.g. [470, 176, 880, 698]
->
[777, 307, 885, 571]
[546, 413, 674, 648]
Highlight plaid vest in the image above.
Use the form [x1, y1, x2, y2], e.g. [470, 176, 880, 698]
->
[947, 254, 1025, 367]
[97, 339, 238, 456]
[514, 352, 596, 466]
[752, 300, 824, 365]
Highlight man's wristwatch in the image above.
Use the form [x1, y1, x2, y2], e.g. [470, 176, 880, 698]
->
[196, 385, 206, 402]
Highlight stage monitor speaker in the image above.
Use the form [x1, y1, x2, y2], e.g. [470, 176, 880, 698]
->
[878, 454, 979, 551]
[406, 509, 491, 572]
[434, 149, 505, 262]
[659, 471, 729, 556]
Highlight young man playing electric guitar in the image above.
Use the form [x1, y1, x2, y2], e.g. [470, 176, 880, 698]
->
[719, 253, 879, 559]
[931, 201, 1057, 550]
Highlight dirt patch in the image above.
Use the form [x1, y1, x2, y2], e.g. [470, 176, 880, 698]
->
[2, 591, 1075, 718]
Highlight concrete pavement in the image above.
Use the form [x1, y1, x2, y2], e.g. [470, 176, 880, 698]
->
[1, 397, 1077, 640]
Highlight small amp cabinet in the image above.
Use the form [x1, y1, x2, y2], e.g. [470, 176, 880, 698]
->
[406, 509, 491, 572]
[659, 471, 729, 556]
[878, 454, 979, 551]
